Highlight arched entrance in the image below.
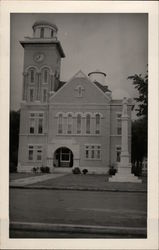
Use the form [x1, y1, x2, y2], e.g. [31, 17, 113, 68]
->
[53, 147, 73, 168]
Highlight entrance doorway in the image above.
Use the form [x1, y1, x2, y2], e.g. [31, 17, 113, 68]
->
[53, 147, 73, 168]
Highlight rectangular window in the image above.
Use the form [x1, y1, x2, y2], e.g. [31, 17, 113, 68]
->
[37, 146, 42, 161]
[77, 114, 82, 134]
[38, 118, 43, 134]
[29, 112, 44, 134]
[28, 145, 43, 162]
[116, 113, 122, 135]
[86, 115, 91, 134]
[95, 114, 100, 134]
[30, 118, 35, 134]
[85, 144, 101, 160]
[40, 27, 44, 38]
[42, 89, 47, 103]
[28, 146, 34, 161]
[58, 114, 63, 134]
[67, 114, 72, 134]
[29, 88, 34, 102]
[116, 146, 121, 162]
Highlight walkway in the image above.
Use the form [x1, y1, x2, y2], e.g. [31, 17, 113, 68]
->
[10, 173, 67, 187]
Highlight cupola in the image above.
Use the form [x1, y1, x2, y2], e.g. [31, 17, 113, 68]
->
[32, 20, 58, 39]
[88, 70, 107, 86]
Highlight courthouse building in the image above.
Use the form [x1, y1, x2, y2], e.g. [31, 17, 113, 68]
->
[17, 21, 133, 173]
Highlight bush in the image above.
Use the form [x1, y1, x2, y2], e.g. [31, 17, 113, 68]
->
[40, 166, 50, 173]
[131, 164, 142, 176]
[32, 167, 39, 173]
[108, 165, 117, 176]
[72, 167, 81, 174]
[82, 169, 88, 175]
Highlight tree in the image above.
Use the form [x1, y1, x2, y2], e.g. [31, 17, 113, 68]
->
[128, 70, 148, 166]
[128, 71, 148, 119]
[10, 110, 20, 172]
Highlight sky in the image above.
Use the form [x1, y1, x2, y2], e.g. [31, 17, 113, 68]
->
[10, 13, 148, 114]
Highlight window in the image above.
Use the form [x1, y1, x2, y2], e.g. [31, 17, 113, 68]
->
[60, 148, 70, 162]
[86, 114, 91, 134]
[67, 114, 72, 134]
[95, 114, 100, 134]
[77, 114, 82, 134]
[28, 145, 43, 162]
[38, 118, 43, 134]
[51, 30, 54, 37]
[75, 85, 84, 97]
[30, 118, 35, 134]
[37, 146, 42, 161]
[28, 146, 34, 161]
[43, 69, 49, 83]
[42, 89, 47, 103]
[116, 146, 121, 162]
[85, 144, 101, 160]
[40, 27, 44, 38]
[30, 69, 35, 83]
[29, 113, 44, 134]
[116, 113, 122, 135]
[58, 114, 63, 134]
[29, 88, 34, 102]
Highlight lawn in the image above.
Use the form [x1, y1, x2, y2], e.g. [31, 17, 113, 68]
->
[10, 173, 44, 181]
[29, 174, 147, 192]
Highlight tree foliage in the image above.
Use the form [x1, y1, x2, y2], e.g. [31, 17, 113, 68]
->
[128, 70, 148, 164]
[128, 72, 148, 119]
[10, 110, 20, 172]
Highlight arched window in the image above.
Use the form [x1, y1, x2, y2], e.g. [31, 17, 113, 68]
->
[86, 114, 91, 134]
[67, 114, 72, 134]
[77, 114, 82, 134]
[29, 68, 36, 84]
[58, 114, 63, 134]
[95, 114, 100, 134]
[42, 68, 49, 83]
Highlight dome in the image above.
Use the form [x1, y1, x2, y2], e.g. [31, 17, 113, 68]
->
[88, 70, 107, 86]
[32, 20, 58, 31]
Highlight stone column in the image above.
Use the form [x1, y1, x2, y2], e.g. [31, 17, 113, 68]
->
[109, 97, 142, 183]
[120, 97, 130, 167]
[22, 72, 28, 101]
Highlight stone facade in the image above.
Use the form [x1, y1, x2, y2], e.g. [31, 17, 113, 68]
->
[18, 21, 132, 174]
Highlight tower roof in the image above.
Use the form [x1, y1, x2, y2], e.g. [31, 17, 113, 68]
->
[32, 20, 58, 31]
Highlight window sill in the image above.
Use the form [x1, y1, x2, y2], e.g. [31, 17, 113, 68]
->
[56, 133, 102, 137]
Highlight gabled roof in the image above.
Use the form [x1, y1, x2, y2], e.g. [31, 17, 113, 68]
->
[93, 81, 111, 93]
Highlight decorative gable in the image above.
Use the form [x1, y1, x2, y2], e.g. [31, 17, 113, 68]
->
[50, 70, 111, 104]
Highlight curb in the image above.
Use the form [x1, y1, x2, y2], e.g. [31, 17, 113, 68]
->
[10, 221, 147, 237]
[9, 185, 147, 193]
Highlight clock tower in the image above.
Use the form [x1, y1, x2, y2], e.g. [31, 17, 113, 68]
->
[20, 20, 65, 103]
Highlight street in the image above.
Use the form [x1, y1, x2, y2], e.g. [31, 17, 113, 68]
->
[10, 188, 147, 232]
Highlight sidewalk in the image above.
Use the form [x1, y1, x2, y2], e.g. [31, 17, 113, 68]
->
[10, 173, 67, 187]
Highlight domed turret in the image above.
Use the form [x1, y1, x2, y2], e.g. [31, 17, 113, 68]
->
[88, 70, 107, 86]
[32, 20, 58, 39]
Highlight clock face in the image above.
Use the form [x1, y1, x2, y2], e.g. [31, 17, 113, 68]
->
[34, 53, 45, 62]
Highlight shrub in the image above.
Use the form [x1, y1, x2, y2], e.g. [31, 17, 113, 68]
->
[40, 166, 50, 173]
[72, 167, 81, 174]
[108, 165, 117, 176]
[32, 167, 39, 173]
[82, 169, 88, 175]
[131, 164, 142, 176]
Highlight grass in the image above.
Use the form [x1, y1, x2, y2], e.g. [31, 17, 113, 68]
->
[29, 173, 147, 192]
[10, 173, 44, 181]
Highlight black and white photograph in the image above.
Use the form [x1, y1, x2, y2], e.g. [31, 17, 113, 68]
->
[0, 1, 158, 249]
[9, 12, 148, 238]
